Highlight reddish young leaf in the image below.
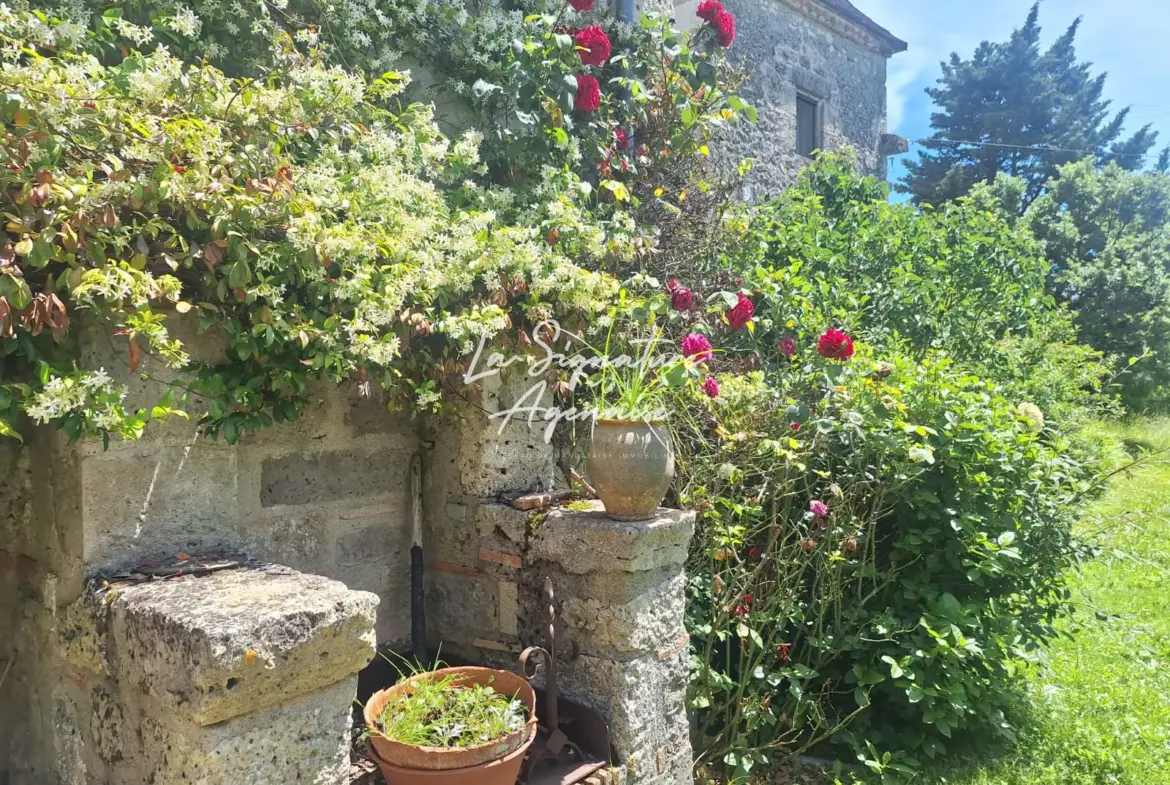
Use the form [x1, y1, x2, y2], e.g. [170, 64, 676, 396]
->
[128, 337, 141, 373]
[203, 242, 225, 272]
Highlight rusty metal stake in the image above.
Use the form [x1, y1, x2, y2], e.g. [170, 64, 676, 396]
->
[518, 577, 610, 785]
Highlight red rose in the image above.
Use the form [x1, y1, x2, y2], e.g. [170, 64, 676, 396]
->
[681, 333, 713, 364]
[615, 128, 629, 149]
[696, 0, 724, 22]
[748, 547, 762, 560]
[568, 0, 595, 10]
[666, 278, 693, 311]
[714, 10, 736, 47]
[817, 328, 855, 360]
[726, 293, 754, 330]
[575, 74, 601, 112]
[574, 25, 611, 67]
[778, 336, 796, 357]
[776, 642, 791, 662]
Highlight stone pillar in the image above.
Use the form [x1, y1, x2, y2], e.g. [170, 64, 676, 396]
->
[420, 368, 559, 662]
[528, 504, 695, 785]
[45, 566, 378, 785]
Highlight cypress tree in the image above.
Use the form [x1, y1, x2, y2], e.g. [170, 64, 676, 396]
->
[901, 4, 1161, 208]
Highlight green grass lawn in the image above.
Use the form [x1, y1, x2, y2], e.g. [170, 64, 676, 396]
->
[938, 419, 1170, 785]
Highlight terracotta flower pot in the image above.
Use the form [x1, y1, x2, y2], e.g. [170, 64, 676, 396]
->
[587, 419, 675, 521]
[364, 666, 537, 785]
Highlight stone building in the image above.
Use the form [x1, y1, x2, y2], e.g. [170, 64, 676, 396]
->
[674, 0, 907, 197]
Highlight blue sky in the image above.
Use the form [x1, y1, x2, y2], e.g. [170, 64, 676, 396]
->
[849, 0, 1170, 188]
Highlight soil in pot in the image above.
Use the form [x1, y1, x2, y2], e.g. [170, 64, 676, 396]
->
[364, 666, 537, 784]
[587, 419, 675, 521]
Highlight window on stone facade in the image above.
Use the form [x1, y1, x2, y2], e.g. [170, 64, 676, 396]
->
[796, 94, 822, 158]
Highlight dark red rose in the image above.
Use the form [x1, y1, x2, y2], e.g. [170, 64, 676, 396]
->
[790, 422, 801, 432]
[776, 642, 792, 662]
[817, 328, 855, 360]
[681, 333, 713, 363]
[615, 128, 629, 149]
[568, 0, 595, 10]
[714, 11, 736, 47]
[748, 547, 762, 560]
[778, 336, 796, 357]
[696, 0, 724, 22]
[667, 278, 693, 311]
[575, 74, 601, 112]
[726, 293, 754, 330]
[574, 25, 611, 67]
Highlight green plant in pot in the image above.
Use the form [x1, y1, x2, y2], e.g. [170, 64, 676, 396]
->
[583, 284, 710, 521]
[363, 666, 537, 785]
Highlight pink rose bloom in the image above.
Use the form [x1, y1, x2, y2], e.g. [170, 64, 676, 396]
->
[726, 293, 754, 330]
[681, 333, 713, 364]
[809, 499, 829, 518]
[702, 376, 720, 398]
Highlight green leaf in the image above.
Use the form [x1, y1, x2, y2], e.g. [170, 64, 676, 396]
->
[881, 655, 904, 679]
[909, 446, 935, 465]
[227, 260, 252, 289]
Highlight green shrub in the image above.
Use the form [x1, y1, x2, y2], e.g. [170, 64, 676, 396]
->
[1027, 160, 1170, 412]
[679, 344, 1097, 779]
[0, 9, 625, 441]
[701, 155, 1116, 430]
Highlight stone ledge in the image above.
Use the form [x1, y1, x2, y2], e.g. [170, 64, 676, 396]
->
[530, 504, 695, 575]
[105, 565, 378, 726]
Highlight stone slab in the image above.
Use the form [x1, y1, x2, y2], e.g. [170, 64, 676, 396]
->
[107, 566, 378, 726]
[531, 506, 695, 575]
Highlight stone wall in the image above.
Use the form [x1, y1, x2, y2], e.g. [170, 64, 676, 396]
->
[1, 327, 699, 784]
[674, 0, 892, 197]
[72, 316, 419, 645]
[0, 319, 412, 784]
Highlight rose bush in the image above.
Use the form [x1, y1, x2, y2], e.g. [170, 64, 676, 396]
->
[664, 290, 1097, 780]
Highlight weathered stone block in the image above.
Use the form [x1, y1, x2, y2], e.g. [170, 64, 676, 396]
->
[107, 567, 378, 726]
[475, 502, 530, 545]
[530, 505, 695, 576]
[79, 444, 239, 568]
[557, 654, 692, 785]
[559, 574, 686, 658]
[426, 570, 499, 641]
[260, 447, 407, 507]
[138, 678, 357, 785]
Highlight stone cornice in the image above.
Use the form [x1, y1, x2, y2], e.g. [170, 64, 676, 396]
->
[777, 0, 906, 58]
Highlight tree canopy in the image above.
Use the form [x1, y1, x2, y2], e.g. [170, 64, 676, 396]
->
[901, 3, 1164, 208]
